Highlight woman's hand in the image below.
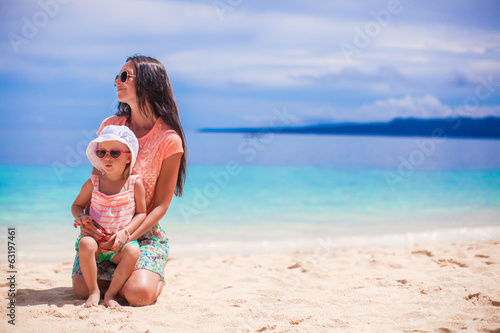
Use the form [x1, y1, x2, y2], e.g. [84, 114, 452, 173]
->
[79, 221, 106, 242]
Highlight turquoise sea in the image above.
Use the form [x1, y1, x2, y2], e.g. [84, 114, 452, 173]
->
[1, 132, 499, 263]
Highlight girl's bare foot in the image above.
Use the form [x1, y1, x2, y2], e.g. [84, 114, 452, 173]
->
[84, 290, 100, 308]
[104, 291, 121, 308]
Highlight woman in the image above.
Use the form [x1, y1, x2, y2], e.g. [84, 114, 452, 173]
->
[72, 55, 187, 306]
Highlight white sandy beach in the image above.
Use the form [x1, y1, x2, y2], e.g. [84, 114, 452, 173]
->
[1, 240, 499, 333]
[0, 242, 500, 333]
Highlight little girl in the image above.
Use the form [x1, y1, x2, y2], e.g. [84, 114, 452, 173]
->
[71, 125, 146, 308]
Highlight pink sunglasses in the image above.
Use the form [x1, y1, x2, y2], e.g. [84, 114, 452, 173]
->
[94, 149, 131, 159]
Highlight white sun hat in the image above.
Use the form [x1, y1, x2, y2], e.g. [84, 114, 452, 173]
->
[86, 125, 139, 174]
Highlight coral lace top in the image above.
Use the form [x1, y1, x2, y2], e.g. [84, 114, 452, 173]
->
[97, 116, 184, 212]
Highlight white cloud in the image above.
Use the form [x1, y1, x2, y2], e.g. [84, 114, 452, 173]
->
[360, 95, 500, 122]
[362, 95, 452, 120]
[293, 95, 500, 125]
[1, 0, 500, 130]
[3, 0, 498, 89]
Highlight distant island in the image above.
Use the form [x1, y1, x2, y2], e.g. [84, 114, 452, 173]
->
[199, 117, 500, 139]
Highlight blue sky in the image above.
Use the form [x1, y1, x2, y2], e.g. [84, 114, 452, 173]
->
[1, 0, 500, 165]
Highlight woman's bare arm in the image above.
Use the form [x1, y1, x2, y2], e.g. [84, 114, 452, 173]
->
[128, 152, 182, 241]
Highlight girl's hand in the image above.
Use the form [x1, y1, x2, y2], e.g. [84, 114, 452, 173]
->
[110, 229, 129, 251]
[99, 238, 114, 250]
[73, 214, 92, 228]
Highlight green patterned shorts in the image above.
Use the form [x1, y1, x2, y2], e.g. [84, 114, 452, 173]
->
[72, 224, 169, 282]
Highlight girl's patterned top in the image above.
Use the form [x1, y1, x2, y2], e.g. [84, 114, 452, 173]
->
[97, 116, 184, 213]
[89, 174, 140, 234]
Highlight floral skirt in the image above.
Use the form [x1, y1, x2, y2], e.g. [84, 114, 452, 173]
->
[72, 223, 169, 282]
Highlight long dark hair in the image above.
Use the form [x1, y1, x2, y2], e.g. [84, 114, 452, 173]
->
[116, 55, 187, 196]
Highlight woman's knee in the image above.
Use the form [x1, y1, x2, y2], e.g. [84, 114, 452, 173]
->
[122, 271, 162, 306]
[123, 283, 156, 306]
[72, 275, 88, 299]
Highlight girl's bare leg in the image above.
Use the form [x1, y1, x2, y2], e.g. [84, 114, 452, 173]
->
[104, 244, 140, 308]
[78, 237, 101, 307]
[72, 275, 110, 298]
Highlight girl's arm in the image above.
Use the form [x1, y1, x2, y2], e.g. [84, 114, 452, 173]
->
[71, 179, 93, 227]
[128, 152, 182, 242]
[79, 168, 105, 240]
[109, 178, 147, 250]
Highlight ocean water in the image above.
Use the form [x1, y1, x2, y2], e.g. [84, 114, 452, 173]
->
[1, 133, 499, 263]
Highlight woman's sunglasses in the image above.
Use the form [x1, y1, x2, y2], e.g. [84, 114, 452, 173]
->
[95, 149, 131, 159]
[115, 70, 136, 84]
